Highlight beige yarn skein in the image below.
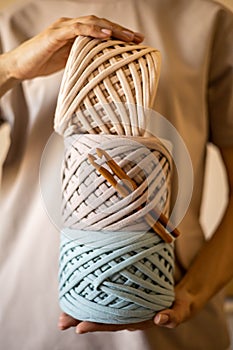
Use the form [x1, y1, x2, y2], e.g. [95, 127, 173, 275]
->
[54, 36, 161, 136]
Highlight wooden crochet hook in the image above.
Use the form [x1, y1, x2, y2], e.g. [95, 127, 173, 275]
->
[88, 151, 173, 243]
[96, 148, 180, 239]
[88, 154, 130, 198]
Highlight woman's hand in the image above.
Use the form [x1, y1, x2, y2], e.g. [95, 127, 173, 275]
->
[153, 283, 195, 328]
[57, 282, 195, 333]
[2, 16, 144, 81]
[58, 312, 155, 333]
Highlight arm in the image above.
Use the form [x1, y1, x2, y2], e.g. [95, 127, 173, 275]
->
[0, 53, 18, 97]
[0, 16, 143, 98]
[154, 146, 233, 327]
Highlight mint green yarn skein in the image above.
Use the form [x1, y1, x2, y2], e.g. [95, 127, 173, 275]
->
[59, 228, 174, 324]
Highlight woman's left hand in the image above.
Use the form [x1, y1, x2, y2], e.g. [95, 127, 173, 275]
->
[58, 283, 195, 333]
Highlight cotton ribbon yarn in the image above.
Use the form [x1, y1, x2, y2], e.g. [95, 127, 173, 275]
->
[54, 36, 161, 136]
[55, 36, 175, 324]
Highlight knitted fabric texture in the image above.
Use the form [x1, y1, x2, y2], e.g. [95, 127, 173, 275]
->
[55, 36, 175, 324]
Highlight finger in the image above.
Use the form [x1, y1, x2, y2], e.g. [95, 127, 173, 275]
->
[76, 321, 128, 334]
[47, 23, 112, 47]
[75, 319, 154, 334]
[154, 310, 179, 329]
[50, 16, 144, 43]
[87, 17, 144, 43]
[58, 312, 80, 330]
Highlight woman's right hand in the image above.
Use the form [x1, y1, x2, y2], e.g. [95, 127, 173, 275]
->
[1, 16, 144, 82]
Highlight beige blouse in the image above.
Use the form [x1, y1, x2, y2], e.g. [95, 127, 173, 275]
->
[0, 0, 232, 349]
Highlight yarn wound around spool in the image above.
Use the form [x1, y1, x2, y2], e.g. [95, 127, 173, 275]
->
[55, 36, 176, 324]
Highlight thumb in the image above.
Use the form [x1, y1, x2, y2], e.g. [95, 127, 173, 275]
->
[154, 310, 178, 328]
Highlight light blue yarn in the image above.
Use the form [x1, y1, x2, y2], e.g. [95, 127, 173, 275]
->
[59, 227, 175, 324]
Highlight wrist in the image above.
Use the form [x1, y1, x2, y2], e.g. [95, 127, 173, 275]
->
[176, 274, 208, 315]
[0, 52, 20, 97]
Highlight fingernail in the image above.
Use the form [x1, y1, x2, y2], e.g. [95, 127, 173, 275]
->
[154, 314, 169, 325]
[134, 32, 144, 41]
[122, 30, 135, 40]
[101, 28, 112, 36]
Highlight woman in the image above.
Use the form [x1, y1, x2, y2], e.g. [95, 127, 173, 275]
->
[0, 0, 232, 349]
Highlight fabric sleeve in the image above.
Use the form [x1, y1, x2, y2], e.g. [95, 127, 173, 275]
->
[0, 12, 10, 178]
[0, 6, 31, 169]
[208, 7, 233, 147]
[0, 12, 6, 124]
